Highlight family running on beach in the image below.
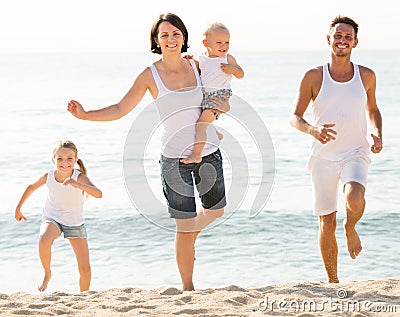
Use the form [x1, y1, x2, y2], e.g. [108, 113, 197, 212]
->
[15, 13, 382, 293]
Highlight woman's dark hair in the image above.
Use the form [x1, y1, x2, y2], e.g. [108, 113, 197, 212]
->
[150, 13, 189, 54]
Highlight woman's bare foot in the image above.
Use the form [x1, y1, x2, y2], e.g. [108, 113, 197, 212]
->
[38, 271, 52, 292]
[183, 284, 195, 291]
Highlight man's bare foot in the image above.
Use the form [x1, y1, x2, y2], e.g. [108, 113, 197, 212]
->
[344, 225, 362, 259]
[38, 271, 52, 292]
[216, 130, 223, 140]
[180, 154, 202, 164]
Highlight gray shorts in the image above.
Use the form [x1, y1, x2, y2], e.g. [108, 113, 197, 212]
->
[160, 149, 227, 219]
[43, 218, 87, 239]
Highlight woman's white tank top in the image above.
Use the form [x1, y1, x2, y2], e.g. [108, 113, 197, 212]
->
[43, 169, 84, 226]
[150, 59, 219, 158]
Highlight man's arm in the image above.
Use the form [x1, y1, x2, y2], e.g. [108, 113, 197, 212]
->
[290, 68, 336, 144]
[360, 66, 383, 153]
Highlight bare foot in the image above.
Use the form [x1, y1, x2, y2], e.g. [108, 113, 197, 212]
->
[38, 271, 52, 292]
[216, 130, 223, 140]
[180, 154, 202, 164]
[183, 284, 195, 291]
[344, 226, 362, 259]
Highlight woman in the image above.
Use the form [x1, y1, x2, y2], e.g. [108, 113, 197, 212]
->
[67, 13, 226, 291]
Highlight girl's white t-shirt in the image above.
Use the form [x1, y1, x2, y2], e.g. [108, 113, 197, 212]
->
[43, 169, 84, 226]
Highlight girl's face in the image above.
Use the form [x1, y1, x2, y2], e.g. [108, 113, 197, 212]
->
[157, 22, 184, 54]
[53, 147, 77, 174]
[203, 28, 230, 57]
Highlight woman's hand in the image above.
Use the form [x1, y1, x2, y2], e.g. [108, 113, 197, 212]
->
[210, 95, 230, 113]
[67, 100, 87, 120]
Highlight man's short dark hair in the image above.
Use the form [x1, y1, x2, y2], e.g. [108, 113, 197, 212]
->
[330, 16, 359, 38]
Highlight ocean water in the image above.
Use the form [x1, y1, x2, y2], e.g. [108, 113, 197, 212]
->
[0, 51, 399, 294]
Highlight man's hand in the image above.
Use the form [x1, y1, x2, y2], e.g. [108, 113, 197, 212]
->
[312, 123, 337, 144]
[15, 209, 27, 221]
[370, 134, 383, 153]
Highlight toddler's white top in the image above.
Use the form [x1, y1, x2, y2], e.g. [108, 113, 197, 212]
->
[199, 53, 232, 92]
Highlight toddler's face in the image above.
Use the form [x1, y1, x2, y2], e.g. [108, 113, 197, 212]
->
[204, 29, 230, 57]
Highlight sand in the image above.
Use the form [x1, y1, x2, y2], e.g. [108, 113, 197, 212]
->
[0, 278, 398, 316]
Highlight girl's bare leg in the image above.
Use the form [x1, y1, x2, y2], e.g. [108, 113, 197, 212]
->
[38, 222, 60, 292]
[69, 238, 91, 292]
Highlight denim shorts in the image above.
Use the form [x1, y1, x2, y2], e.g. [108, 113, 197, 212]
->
[43, 218, 87, 239]
[160, 149, 227, 219]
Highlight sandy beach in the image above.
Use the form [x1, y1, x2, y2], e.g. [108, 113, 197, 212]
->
[0, 278, 398, 316]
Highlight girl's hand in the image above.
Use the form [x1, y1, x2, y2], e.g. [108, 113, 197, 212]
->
[63, 178, 78, 188]
[15, 209, 27, 221]
[67, 100, 87, 120]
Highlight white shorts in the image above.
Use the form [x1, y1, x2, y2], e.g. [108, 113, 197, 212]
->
[308, 155, 370, 216]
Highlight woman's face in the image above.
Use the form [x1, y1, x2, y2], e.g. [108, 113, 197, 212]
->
[156, 21, 184, 54]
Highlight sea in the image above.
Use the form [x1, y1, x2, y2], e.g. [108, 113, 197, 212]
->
[0, 50, 398, 294]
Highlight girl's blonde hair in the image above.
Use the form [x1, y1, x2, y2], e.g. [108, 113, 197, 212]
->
[51, 140, 87, 175]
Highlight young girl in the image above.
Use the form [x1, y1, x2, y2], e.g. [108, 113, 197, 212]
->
[15, 140, 102, 292]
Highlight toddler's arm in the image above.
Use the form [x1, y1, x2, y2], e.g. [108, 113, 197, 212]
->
[221, 54, 244, 79]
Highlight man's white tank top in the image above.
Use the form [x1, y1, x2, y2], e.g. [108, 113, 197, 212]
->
[150, 59, 219, 158]
[199, 53, 232, 92]
[43, 169, 84, 226]
[309, 63, 369, 162]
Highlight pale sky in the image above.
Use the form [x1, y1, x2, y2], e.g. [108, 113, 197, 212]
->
[0, 0, 398, 53]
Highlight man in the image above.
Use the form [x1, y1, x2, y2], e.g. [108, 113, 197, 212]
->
[290, 16, 383, 283]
